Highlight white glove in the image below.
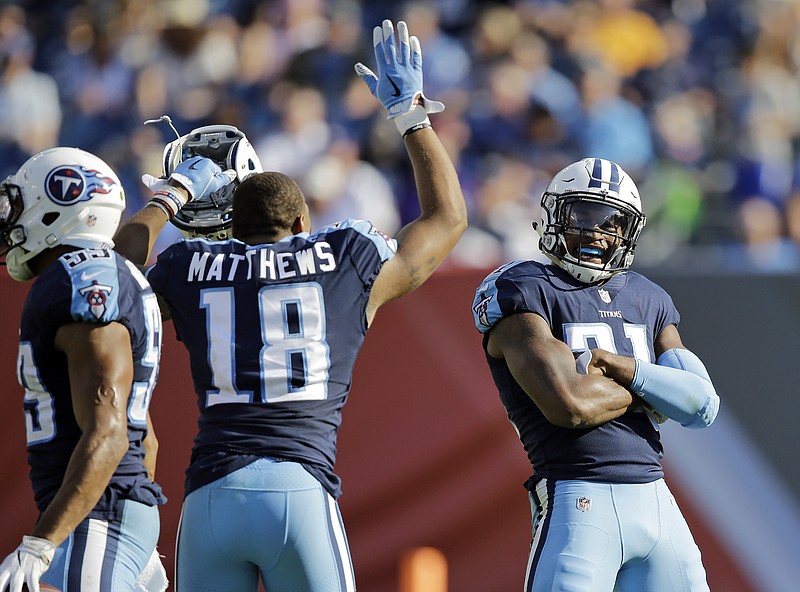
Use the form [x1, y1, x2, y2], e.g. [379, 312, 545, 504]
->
[354, 20, 444, 136]
[0, 536, 56, 592]
[133, 549, 168, 592]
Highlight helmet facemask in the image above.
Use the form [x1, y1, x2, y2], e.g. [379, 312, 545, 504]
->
[535, 158, 646, 283]
[544, 194, 644, 280]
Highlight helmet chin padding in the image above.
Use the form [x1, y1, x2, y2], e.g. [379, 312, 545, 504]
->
[535, 158, 646, 283]
[162, 125, 262, 240]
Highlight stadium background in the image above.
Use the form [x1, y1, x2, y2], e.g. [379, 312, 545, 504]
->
[1, 0, 799, 590]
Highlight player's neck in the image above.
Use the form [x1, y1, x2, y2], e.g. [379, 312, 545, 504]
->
[235, 231, 295, 245]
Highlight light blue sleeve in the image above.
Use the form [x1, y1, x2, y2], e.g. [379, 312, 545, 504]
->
[630, 348, 720, 429]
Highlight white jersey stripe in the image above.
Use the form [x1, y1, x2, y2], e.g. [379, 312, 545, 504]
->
[327, 492, 356, 591]
[80, 519, 109, 592]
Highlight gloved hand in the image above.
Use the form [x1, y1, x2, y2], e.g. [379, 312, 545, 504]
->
[170, 156, 235, 202]
[147, 156, 235, 219]
[354, 19, 444, 136]
[0, 536, 56, 592]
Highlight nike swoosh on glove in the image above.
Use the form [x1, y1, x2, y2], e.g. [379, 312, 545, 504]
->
[354, 20, 444, 134]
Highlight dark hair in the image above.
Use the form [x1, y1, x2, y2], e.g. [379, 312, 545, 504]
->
[232, 172, 306, 238]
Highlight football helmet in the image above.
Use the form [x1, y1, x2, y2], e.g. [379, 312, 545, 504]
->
[533, 157, 646, 283]
[161, 124, 262, 240]
[0, 147, 125, 281]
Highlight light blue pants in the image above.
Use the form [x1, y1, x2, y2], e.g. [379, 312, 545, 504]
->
[175, 458, 356, 592]
[42, 499, 160, 592]
[525, 478, 709, 592]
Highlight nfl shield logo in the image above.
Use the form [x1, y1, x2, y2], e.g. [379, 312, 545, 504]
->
[576, 497, 592, 512]
[598, 289, 611, 304]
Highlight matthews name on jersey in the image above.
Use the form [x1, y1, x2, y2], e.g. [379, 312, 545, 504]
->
[146, 219, 397, 499]
[18, 247, 166, 519]
[472, 260, 680, 488]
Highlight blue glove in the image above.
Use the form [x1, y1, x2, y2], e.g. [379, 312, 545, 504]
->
[170, 156, 235, 202]
[354, 20, 444, 135]
[148, 156, 236, 219]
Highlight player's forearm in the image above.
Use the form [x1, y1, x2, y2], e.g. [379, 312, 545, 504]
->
[403, 127, 467, 246]
[632, 349, 719, 428]
[113, 204, 170, 265]
[31, 430, 128, 546]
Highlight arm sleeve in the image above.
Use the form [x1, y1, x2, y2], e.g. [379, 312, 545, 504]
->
[630, 348, 720, 429]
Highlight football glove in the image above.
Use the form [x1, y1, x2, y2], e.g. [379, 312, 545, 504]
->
[0, 535, 56, 592]
[354, 20, 444, 136]
[147, 156, 236, 219]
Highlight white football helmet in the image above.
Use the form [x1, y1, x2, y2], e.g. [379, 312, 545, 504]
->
[0, 147, 125, 281]
[533, 157, 646, 283]
[162, 124, 262, 240]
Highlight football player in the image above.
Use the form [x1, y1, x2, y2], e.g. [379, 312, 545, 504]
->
[112, 19, 467, 592]
[0, 147, 227, 592]
[472, 157, 719, 591]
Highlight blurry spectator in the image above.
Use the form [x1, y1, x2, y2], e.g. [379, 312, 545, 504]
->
[399, 1, 471, 101]
[3, 0, 800, 272]
[0, 5, 61, 174]
[511, 31, 583, 137]
[302, 136, 400, 233]
[579, 65, 654, 173]
[719, 196, 800, 273]
[575, 0, 669, 78]
[135, 0, 239, 130]
[254, 84, 332, 178]
[54, 9, 134, 153]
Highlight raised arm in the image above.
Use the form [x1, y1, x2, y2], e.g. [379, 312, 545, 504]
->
[114, 157, 234, 265]
[355, 20, 467, 324]
[487, 312, 638, 428]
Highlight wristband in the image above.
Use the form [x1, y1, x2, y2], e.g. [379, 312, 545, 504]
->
[148, 185, 187, 219]
[402, 121, 432, 138]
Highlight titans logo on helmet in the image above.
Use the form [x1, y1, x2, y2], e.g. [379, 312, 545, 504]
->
[45, 166, 117, 206]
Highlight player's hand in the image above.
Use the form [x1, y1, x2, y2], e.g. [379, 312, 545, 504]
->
[354, 20, 444, 135]
[0, 536, 55, 592]
[169, 156, 235, 202]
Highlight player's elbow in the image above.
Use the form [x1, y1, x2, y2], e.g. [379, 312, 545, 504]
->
[681, 387, 720, 429]
[542, 399, 594, 429]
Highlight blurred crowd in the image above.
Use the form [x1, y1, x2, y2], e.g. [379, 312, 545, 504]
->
[3, 0, 800, 272]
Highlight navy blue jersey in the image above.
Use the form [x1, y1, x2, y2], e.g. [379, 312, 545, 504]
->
[146, 219, 397, 498]
[472, 261, 680, 488]
[18, 248, 166, 519]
